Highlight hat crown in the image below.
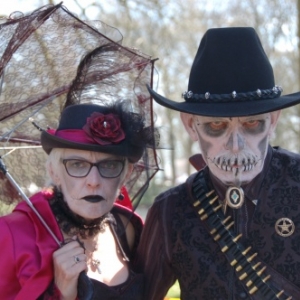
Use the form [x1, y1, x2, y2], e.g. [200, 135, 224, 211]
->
[188, 27, 275, 95]
[57, 104, 110, 130]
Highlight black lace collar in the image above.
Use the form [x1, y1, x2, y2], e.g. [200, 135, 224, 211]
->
[49, 187, 110, 239]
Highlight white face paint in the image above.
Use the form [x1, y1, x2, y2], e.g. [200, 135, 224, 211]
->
[48, 149, 130, 220]
[192, 113, 277, 186]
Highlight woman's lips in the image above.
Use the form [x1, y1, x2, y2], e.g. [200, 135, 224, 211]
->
[82, 195, 104, 203]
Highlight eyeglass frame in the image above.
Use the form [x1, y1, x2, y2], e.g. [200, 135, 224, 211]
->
[61, 158, 126, 179]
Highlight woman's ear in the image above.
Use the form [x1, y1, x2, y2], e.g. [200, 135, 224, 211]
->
[180, 112, 199, 141]
[47, 161, 60, 185]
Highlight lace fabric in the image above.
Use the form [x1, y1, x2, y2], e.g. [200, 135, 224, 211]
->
[0, 3, 158, 208]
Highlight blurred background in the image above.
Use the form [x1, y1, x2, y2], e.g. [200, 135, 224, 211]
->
[1, 1, 299, 297]
[1, 0, 300, 213]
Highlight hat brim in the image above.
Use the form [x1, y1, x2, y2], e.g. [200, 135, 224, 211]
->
[148, 85, 300, 117]
[41, 131, 143, 163]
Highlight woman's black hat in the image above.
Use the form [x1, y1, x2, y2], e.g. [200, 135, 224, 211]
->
[41, 103, 146, 163]
[41, 44, 159, 164]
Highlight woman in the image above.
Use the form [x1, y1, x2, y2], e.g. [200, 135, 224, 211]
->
[0, 43, 159, 299]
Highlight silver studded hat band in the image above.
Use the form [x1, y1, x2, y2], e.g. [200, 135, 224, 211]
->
[182, 86, 283, 102]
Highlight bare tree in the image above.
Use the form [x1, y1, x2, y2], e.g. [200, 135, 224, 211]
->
[8, 0, 300, 205]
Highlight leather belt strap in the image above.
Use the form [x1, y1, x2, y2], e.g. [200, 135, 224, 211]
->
[191, 171, 295, 300]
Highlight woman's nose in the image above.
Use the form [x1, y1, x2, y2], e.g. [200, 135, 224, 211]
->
[86, 165, 101, 187]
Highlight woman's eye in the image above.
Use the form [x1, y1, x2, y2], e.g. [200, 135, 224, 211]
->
[100, 161, 117, 169]
[72, 161, 86, 168]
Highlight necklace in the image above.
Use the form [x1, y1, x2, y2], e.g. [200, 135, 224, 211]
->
[91, 258, 101, 274]
[83, 233, 102, 275]
[84, 222, 112, 275]
[224, 171, 244, 214]
[85, 241, 102, 274]
[74, 212, 130, 276]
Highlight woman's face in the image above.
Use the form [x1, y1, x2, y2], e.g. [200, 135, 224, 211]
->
[48, 149, 131, 220]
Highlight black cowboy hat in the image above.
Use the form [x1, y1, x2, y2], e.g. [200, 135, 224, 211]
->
[41, 103, 146, 163]
[148, 27, 300, 117]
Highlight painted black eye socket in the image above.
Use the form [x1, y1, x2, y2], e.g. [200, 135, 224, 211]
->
[202, 122, 228, 137]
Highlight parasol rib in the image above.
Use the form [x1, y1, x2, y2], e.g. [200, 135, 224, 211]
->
[0, 157, 61, 246]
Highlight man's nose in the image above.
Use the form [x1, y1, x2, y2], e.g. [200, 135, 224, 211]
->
[225, 132, 245, 152]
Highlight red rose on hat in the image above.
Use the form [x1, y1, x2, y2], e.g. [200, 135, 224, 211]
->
[83, 112, 125, 145]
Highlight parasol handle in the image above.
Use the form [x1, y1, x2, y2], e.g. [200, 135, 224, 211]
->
[0, 158, 61, 246]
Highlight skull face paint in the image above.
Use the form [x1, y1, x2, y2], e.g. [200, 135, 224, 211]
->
[192, 113, 277, 185]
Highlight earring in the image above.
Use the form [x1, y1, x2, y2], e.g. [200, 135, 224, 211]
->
[118, 194, 124, 201]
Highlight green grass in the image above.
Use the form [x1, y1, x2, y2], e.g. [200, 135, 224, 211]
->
[166, 280, 180, 298]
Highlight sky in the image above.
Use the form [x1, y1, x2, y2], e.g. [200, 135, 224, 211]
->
[0, 0, 96, 17]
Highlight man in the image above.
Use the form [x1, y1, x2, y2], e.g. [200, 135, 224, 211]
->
[136, 27, 300, 299]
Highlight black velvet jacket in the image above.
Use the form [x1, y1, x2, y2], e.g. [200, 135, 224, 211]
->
[136, 146, 300, 300]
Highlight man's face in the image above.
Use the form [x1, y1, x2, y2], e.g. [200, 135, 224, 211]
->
[191, 113, 278, 185]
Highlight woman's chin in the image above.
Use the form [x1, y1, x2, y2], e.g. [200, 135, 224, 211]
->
[73, 209, 105, 221]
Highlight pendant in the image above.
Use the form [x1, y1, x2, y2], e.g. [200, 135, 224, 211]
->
[225, 186, 244, 209]
[92, 259, 101, 274]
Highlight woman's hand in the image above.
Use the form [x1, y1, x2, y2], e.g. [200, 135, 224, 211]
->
[53, 238, 87, 300]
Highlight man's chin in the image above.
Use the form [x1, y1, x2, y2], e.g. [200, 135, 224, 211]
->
[222, 178, 251, 186]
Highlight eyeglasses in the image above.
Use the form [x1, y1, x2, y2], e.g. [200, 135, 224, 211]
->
[62, 158, 125, 178]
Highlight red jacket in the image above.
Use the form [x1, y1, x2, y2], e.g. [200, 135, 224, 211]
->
[0, 189, 139, 299]
[0, 190, 63, 299]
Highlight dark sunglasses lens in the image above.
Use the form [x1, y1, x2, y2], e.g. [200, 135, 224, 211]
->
[64, 160, 91, 177]
[98, 160, 124, 178]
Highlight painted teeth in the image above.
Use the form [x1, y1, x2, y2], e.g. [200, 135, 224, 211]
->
[214, 157, 256, 172]
[217, 163, 255, 172]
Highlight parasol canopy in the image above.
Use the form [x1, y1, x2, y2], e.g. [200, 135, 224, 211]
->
[0, 3, 159, 208]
